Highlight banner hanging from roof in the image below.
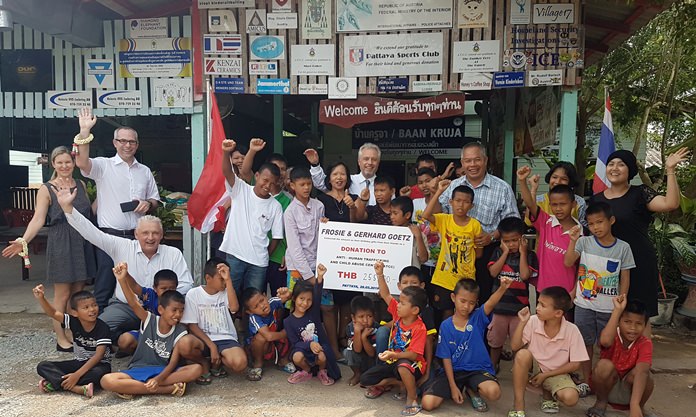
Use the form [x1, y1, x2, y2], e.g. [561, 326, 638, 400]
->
[319, 93, 465, 129]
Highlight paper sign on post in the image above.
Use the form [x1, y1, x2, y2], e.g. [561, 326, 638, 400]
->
[317, 222, 412, 294]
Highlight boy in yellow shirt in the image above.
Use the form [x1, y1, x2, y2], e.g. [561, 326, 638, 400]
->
[422, 179, 483, 320]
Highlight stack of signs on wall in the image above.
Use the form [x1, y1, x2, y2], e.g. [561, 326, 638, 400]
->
[504, 1, 582, 78]
[301, 0, 332, 39]
[457, 0, 490, 29]
[336, 0, 453, 32]
[514, 87, 559, 154]
[118, 38, 192, 78]
[452, 40, 499, 90]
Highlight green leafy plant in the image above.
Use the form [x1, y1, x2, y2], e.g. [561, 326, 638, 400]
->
[154, 201, 178, 231]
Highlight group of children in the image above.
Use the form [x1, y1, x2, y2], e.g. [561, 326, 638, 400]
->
[31, 147, 656, 417]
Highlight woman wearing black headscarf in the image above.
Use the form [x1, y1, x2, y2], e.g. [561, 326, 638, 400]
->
[591, 148, 689, 319]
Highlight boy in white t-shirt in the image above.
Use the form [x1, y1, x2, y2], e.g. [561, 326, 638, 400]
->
[563, 202, 635, 392]
[181, 258, 247, 384]
[220, 139, 283, 295]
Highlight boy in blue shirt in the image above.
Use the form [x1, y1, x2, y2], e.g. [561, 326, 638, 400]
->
[116, 269, 178, 355]
[421, 277, 512, 413]
[243, 287, 295, 381]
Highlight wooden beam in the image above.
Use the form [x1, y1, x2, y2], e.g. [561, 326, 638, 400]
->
[586, 40, 610, 53]
[585, 17, 631, 34]
[125, 0, 191, 19]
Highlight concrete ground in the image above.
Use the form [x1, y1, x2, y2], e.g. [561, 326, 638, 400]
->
[1, 253, 695, 417]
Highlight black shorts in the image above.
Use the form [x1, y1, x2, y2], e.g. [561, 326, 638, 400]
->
[359, 359, 423, 386]
[431, 285, 454, 311]
[202, 339, 241, 357]
[424, 370, 498, 398]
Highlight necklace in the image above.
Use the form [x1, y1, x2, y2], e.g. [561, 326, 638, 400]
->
[331, 191, 346, 216]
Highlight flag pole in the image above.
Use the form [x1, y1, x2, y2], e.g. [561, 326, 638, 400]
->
[206, 81, 212, 260]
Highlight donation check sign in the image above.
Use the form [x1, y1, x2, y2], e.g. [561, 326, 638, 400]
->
[317, 222, 412, 295]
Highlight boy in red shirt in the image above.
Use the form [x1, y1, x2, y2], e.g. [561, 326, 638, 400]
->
[587, 296, 654, 417]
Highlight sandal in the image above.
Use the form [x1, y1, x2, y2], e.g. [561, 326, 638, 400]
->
[364, 385, 388, 399]
[401, 404, 422, 416]
[541, 400, 559, 414]
[466, 391, 489, 412]
[287, 370, 312, 384]
[585, 407, 605, 417]
[38, 379, 55, 393]
[501, 350, 514, 361]
[392, 392, 405, 401]
[171, 382, 186, 397]
[82, 382, 94, 398]
[246, 367, 263, 382]
[507, 412, 526, 417]
[210, 367, 228, 378]
[577, 382, 592, 398]
[317, 369, 335, 386]
[116, 392, 134, 400]
[196, 372, 212, 385]
[279, 362, 296, 374]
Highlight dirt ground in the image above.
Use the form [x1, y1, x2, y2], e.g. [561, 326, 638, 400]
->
[0, 314, 694, 417]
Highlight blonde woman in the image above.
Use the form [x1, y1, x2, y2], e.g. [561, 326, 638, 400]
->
[3, 146, 95, 351]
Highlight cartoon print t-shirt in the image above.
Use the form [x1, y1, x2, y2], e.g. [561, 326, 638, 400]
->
[431, 213, 482, 291]
[413, 198, 442, 267]
[386, 298, 427, 373]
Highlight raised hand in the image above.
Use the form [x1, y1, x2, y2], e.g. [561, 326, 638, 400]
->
[500, 240, 509, 254]
[303, 148, 320, 165]
[217, 263, 231, 282]
[112, 262, 129, 281]
[78, 107, 97, 134]
[442, 162, 456, 179]
[517, 166, 532, 182]
[277, 287, 290, 300]
[342, 194, 356, 209]
[519, 237, 528, 254]
[360, 187, 370, 202]
[528, 174, 540, 192]
[374, 261, 385, 276]
[32, 284, 45, 299]
[316, 263, 327, 279]
[613, 294, 627, 311]
[408, 224, 421, 238]
[665, 147, 690, 171]
[399, 185, 411, 197]
[499, 277, 513, 291]
[222, 139, 236, 153]
[53, 178, 77, 210]
[437, 179, 451, 193]
[518, 306, 531, 322]
[249, 138, 266, 153]
[568, 225, 582, 242]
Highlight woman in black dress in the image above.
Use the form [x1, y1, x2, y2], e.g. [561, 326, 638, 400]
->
[315, 161, 358, 360]
[591, 148, 689, 322]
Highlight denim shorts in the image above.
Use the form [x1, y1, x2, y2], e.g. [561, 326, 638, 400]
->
[574, 305, 611, 346]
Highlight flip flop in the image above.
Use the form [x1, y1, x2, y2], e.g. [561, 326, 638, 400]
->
[171, 382, 186, 397]
[585, 407, 605, 417]
[38, 379, 55, 393]
[210, 367, 228, 378]
[392, 392, 405, 401]
[364, 385, 388, 399]
[577, 382, 592, 398]
[82, 382, 94, 398]
[279, 362, 296, 374]
[196, 372, 212, 385]
[246, 367, 263, 382]
[116, 392, 134, 400]
[401, 404, 422, 416]
[466, 390, 489, 412]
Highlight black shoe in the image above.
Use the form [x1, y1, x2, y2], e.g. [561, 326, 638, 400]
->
[56, 343, 73, 353]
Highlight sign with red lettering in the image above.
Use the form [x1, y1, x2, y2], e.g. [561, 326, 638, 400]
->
[317, 222, 412, 294]
[319, 93, 465, 129]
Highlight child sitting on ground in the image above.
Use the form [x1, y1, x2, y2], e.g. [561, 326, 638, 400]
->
[116, 269, 178, 355]
[487, 217, 538, 373]
[344, 296, 379, 386]
[361, 261, 429, 416]
[284, 263, 341, 385]
[587, 296, 655, 417]
[34, 286, 110, 398]
[181, 258, 247, 384]
[423, 179, 483, 321]
[564, 202, 635, 394]
[244, 287, 296, 381]
[101, 263, 202, 398]
[420, 277, 513, 413]
[508, 287, 589, 417]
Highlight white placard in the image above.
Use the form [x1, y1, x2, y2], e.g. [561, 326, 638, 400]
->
[85, 59, 115, 89]
[204, 57, 243, 75]
[96, 90, 143, 109]
[272, 0, 292, 12]
[509, 0, 531, 24]
[299, 83, 329, 95]
[208, 10, 238, 32]
[291, 44, 335, 76]
[527, 70, 563, 87]
[459, 72, 493, 90]
[246, 9, 267, 33]
[150, 78, 192, 108]
[249, 61, 278, 75]
[317, 222, 411, 294]
[127, 18, 168, 38]
[452, 40, 500, 73]
[343, 33, 443, 77]
[533, 4, 575, 24]
[267, 13, 298, 29]
[336, 0, 453, 32]
[47, 91, 92, 109]
[457, 0, 489, 29]
[412, 80, 443, 93]
[328, 77, 357, 99]
[300, 0, 332, 39]
[198, 0, 253, 8]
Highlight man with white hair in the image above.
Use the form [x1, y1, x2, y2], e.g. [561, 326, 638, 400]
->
[304, 142, 381, 205]
[73, 108, 160, 312]
[54, 180, 192, 339]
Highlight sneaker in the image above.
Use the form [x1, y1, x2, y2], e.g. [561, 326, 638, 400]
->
[576, 382, 591, 398]
[541, 400, 559, 414]
[317, 369, 335, 386]
[287, 370, 312, 384]
[507, 412, 526, 417]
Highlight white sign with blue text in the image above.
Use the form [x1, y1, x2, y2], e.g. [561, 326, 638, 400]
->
[47, 91, 92, 109]
[257, 78, 290, 94]
[96, 90, 142, 109]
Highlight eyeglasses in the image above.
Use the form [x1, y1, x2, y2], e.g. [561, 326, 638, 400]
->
[114, 138, 139, 146]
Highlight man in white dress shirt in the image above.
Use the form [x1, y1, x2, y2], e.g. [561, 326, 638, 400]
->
[74, 108, 160, 312]
[305, 142, 381, 205]
[54, 181, 192, 339]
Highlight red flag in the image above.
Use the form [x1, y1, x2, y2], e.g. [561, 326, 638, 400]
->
[187, 92, 229, 233]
